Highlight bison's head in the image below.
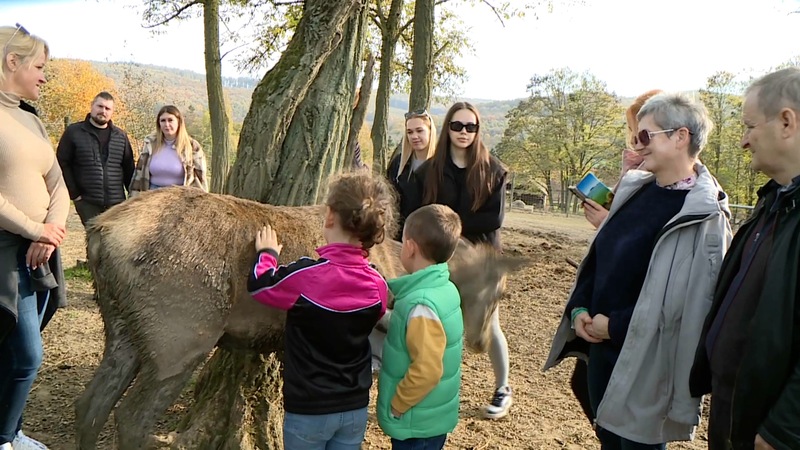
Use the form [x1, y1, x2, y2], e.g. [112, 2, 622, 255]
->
[448, 239, 529, 353]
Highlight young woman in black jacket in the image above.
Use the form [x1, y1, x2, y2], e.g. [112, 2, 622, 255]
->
[386, 110, 437, 241]
[412, 101, 511, 419]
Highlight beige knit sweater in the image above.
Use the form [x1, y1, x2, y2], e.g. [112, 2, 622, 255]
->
[0, 91, 69, 240]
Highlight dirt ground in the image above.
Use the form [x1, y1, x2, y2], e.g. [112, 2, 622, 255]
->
[22, 208, 710, 449]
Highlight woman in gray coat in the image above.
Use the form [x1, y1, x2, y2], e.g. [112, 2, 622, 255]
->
[544, 93, 732, 449]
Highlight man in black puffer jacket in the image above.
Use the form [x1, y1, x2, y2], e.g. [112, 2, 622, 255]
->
[56, 91, 135, 227]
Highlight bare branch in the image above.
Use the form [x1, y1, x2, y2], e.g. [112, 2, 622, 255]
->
[220, 41, 251, 61]
[142, 0, 202, 29]
[433, 42, 449, 59]
[480, 0, 506, 27]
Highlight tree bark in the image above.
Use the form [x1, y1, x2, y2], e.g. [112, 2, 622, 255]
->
[344, 52, 375, 170]
[172, 351, 284, 450]
[264, 4, 368, 205]
[226, 0, 365, 201]
[408, 0, 435, 112]
[204, 0, 233, 194]
[370, 0, 404, 175]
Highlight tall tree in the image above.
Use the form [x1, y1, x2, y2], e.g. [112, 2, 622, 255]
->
[172, 2, 368, 447]
[370, 0, 405, 174]
[204, 0, 234, 193]
[407, 0, 434, 111]
[345, 53, 376, 169]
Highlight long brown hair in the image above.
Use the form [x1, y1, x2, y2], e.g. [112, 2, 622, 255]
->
[423, 102, 494, 211]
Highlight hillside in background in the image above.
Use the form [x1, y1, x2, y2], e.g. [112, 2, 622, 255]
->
[89, 61, 524, 149]
[89, 62, 657, 151]
[92, 61, 256, 123]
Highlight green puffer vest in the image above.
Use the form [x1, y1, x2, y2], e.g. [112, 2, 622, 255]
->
[377, 263, 463, 440]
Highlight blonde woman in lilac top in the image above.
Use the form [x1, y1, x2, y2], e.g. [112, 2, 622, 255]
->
[129, 105, 208, 196]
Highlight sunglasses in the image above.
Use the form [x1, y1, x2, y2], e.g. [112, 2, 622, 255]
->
[635, 127, 693, 146]
[404, 109, 429, 120]
[4, 23, 30, 53]
[449, 121, 479, 133]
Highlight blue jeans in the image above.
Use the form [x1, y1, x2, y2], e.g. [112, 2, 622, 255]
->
[391, 434, 448, 450]
[283, 407, 368, 450]
[587, 345, 666, 450]
[0, 260, 48, 444]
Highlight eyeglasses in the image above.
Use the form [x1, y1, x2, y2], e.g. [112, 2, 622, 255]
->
[636, 127, 693, 146]
[449, 121, 479, 133]
[4, 23, 30, 54]
[404, 109, 429, 120]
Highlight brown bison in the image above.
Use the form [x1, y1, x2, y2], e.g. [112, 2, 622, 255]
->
[74, 186, 526, 450]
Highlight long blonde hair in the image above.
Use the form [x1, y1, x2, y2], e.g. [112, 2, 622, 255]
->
[153, 105, 193, 163]
[396, 112, 437, 180]
[0, 24, 49, 86]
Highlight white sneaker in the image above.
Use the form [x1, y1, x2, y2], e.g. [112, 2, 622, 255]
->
[0, 442, 12, 450]
[12, 431, 49, 450]
[483, 386, 513, 419]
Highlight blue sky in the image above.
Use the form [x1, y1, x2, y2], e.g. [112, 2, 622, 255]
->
[3, 0, 800, 100]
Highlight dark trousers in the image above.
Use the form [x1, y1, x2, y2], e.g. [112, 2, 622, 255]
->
[587, 345, 666, 450]
[391, 434, 447, 450]
[707, 382, 733, 450]
[74, 199, 107, 229]
[571, 359, 594, 424]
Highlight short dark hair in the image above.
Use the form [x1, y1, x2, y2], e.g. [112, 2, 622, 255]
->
[404, 204, 461, 263]
[94, 91, 114, 103]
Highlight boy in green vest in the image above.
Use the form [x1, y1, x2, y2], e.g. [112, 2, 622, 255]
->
[377, 204, 464, 449]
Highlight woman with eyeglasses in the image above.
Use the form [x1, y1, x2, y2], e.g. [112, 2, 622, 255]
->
[0, 24, 69, 450]
[410, 101, 513, 419]
[545, 93, 732, 449]
[386, 109, 438, 241]
[582, 90, 663, 229]
[129, 105, 208, 196]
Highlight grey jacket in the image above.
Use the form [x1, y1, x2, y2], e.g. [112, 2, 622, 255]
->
[544, 163, 732, 444]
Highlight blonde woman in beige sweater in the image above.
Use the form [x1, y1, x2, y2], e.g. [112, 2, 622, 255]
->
[0, 24, 69, 450]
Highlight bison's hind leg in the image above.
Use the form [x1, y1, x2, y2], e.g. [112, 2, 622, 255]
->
[114, 351, 208, 450]
[75, 309, 140, 449]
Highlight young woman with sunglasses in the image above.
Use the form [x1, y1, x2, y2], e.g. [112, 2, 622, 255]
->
[545, 93, 731, 449]
[411, 102, 513, 419]
[386, 109, 438, 240]
[0, 24, 68, 450]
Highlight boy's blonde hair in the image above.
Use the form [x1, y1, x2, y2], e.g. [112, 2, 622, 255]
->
[403, 204, 461, 263]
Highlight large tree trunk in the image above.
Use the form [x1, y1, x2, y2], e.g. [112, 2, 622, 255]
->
[226, 0, 365, 201]
[370, 0, 404, 175]
[268, 8, 368, 205]
[343, 52, 375, 170]
[172, 2, 368, 449]
[172, 352, 284, 449]
[408, 0, 435, 112]
[204, 0, 233, 194]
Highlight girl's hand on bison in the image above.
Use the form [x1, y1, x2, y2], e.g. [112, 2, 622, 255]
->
[256, 225, 283, 254]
